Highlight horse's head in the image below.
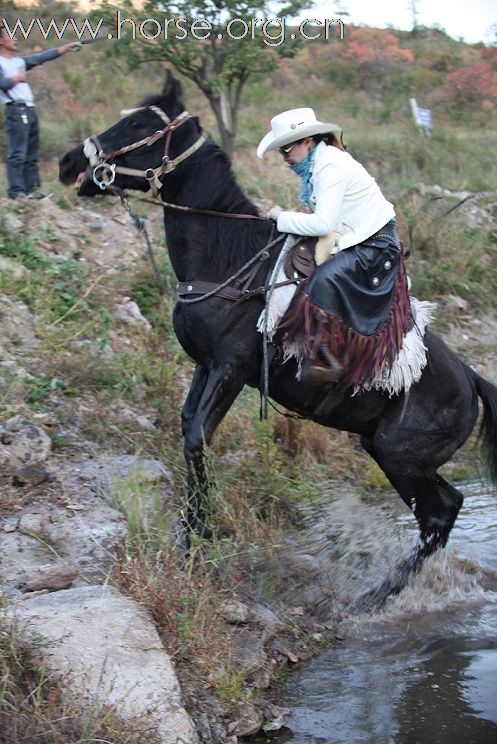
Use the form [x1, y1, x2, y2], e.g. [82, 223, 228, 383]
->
[59, 70, 203, 196]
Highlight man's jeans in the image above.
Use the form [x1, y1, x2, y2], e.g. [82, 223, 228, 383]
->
[4, 103, 40, 198]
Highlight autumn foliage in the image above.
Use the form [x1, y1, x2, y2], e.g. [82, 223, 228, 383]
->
[436, 48, 497, 109]
[340, 27, 414, 67]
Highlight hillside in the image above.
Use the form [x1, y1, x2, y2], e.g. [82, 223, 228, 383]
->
[1, 5, 497, 742]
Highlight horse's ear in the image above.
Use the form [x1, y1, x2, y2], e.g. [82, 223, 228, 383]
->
[162, 69, 184, 108]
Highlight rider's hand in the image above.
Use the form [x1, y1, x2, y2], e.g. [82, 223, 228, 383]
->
[266, 205, 283, 221]
[13, 71, 26, 84]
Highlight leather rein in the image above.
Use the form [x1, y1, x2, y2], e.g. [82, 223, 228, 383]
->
[82, 104, 296, 305]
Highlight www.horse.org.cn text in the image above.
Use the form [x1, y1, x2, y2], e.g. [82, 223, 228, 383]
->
[0, 14, 345, 47]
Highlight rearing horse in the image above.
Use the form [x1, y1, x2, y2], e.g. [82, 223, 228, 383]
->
[59, 71, 497, 609]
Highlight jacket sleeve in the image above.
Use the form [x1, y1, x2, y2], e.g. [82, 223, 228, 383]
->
[23, 48, 60, 70]
[276, 159, 348, 237]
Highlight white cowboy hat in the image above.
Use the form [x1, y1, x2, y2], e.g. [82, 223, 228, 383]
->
[257, 107, 342, 159]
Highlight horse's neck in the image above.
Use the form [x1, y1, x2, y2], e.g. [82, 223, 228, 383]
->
[161, 156, 273, 283]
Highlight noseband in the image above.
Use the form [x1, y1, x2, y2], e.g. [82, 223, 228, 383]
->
[83, 106, 205, 196]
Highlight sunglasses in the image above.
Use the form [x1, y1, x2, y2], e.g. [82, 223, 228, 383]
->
[278, 140, 302, 156]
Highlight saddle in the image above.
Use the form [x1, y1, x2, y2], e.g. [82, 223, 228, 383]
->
[284, 232, 339, 282]
[284, 237, 317, 282]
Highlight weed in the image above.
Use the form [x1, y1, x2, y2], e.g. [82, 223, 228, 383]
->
[24, 376, 62, 408]
[0, 616, 153, 743]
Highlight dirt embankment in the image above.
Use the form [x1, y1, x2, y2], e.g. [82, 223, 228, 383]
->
[1, 191, 496, 742]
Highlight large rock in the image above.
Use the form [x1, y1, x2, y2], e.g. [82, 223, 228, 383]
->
[71, 455, 177, 522]
[10, 585, 198, 744]
[0, 499, 128, 596]
[1, 416, 52, 469]
[0, 456, 177, 597]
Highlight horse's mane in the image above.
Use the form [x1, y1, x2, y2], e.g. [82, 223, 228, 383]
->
[138, 93, 169, 109]
[135, 92, 273, 271]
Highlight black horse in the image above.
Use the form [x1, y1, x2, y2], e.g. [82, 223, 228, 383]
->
[59, 72, 497, 609]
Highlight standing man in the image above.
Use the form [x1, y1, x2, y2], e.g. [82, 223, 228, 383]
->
[0, 22, 80, 199]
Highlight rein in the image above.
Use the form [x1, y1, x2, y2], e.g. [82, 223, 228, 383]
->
[127, 193, 267, 221]
[112, 185, 290, 304]
[84, 103, 297, 419]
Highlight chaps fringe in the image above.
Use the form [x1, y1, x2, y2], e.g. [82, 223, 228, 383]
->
[281, 256, 412, 387]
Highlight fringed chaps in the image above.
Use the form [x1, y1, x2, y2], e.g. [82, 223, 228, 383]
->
[281, 254, 412, 387]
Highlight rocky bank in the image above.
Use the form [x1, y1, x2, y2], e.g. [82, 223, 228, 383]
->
[1, 189, 496, 742]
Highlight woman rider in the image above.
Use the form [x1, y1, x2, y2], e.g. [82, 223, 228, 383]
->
[257, 108, 410, 386]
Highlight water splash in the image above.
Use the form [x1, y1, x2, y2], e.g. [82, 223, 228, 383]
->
[276, 482, 497, 744]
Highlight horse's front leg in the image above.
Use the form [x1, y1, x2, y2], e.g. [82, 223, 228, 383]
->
[182, 363, 245, 537]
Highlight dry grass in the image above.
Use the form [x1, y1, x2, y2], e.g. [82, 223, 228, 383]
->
[111, 538, 260, 705]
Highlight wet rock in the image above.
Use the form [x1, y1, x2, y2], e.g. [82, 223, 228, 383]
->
[228, 702, 262, 737]
[219, 598, 252, 624]
[10, 586, 199, 743]
[262, 705, 292, 732]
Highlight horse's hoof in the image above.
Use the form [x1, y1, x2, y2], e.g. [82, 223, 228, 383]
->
[354, 587, 388, 614]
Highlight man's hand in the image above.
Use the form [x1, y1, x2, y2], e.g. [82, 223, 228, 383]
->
[58, 42, 82, 55]
[266, 205, 283, 221]
[13, 71, 26, 84]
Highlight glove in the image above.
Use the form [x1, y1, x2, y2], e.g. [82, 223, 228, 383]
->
[266, 205, 283, 221]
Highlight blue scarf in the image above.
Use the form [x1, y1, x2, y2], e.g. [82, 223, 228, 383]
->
[290, 146, 316, 205]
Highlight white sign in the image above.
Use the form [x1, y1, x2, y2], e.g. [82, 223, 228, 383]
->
[409, 98, 432, 136]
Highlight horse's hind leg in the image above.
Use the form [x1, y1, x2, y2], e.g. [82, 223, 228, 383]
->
[357, 435, 465, 610]
[371, 470, 463, 605]
[182, 364, 244, 536]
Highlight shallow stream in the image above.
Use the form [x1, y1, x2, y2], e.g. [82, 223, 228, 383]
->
[265, 482, 497, 744]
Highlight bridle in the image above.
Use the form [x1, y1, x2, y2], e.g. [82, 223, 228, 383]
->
[78, 102, 294, 420]
[82, 106, 205, 196]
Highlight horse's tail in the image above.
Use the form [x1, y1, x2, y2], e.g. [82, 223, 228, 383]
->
[470, 368, 497, 485]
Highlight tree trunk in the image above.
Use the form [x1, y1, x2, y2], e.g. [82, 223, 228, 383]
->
[208, 94, 236, 160]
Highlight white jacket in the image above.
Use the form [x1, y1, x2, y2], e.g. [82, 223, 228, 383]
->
[276, 141, 395, 250]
